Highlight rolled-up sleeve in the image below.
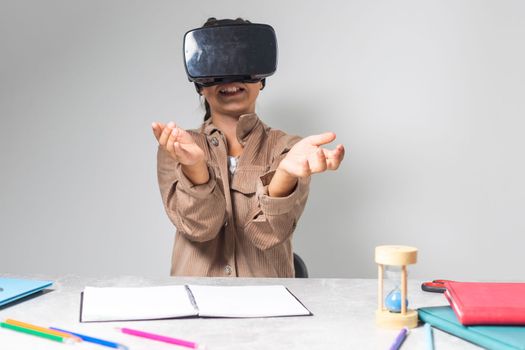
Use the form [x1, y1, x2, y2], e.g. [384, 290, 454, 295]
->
[157, 147, 226, 242]
[243, 136, 310, 250]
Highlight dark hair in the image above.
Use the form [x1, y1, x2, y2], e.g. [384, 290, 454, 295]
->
[199, 18, 251, 121]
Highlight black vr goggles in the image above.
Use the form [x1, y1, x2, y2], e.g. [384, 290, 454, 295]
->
[183, 23, 278, 89]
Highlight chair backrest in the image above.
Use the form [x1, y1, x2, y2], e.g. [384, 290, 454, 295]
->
[293, 253, 308, 278]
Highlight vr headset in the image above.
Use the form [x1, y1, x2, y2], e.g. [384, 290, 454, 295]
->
[183, 23, 278, 88]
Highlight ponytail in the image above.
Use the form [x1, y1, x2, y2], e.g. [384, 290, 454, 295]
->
[204, 98, 211, 121]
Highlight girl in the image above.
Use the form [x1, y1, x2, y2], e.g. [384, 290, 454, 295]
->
[152, 18, 345, 277]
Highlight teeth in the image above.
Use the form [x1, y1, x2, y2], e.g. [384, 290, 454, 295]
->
[220, 87, 241, 93]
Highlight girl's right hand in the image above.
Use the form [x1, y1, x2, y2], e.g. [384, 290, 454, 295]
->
[152, 121, 205, 166]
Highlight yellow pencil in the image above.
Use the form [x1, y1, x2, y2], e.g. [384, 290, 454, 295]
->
[4, 319, 82, 342]
[1, 322, 73, 343]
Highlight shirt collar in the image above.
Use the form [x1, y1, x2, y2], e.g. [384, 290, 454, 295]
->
[202, 113, 261, 145]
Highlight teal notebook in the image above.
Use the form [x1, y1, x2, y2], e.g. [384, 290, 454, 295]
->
[419, 306, 525, 350]
[0, 277, 53, 307]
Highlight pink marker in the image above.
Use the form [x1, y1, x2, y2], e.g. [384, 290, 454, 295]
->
[118, 328, 205, 349]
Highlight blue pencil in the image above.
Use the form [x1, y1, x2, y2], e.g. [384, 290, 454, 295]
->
[425, 323, 435, 350]
[49, 327, 128, 349]
[389, 327, 408, 350]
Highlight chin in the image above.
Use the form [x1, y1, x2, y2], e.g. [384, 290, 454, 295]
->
[220, 105, 254, 116]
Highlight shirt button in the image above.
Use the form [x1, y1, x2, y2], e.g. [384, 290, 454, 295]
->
[224, 221, 228, 227]
[224, 265, 232, 275]
[211, 137, 219, 146]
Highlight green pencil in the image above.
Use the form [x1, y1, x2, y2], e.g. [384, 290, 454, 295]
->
[0, 322, 73, 343]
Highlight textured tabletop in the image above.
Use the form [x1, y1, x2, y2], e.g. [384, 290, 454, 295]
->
[0, 275, 480, 349]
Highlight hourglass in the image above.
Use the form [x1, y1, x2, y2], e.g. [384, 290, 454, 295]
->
[375, 245, 418, 329]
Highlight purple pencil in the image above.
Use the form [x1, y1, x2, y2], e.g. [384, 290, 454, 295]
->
[389, 327, 409, 350]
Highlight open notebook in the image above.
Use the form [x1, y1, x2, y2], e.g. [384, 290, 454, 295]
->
[80, 285, 312, 322]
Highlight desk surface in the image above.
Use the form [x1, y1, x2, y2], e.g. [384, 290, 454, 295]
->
[0, 275, 480, 350]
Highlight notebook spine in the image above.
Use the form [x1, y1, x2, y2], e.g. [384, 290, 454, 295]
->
[444, 289, 466, 325]
[184, 285, 198, 313]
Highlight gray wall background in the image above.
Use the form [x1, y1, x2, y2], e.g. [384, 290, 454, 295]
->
[1, 0, 524, 280]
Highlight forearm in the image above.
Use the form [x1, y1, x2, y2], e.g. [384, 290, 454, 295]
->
[158, 148, 224, 242]
[268, 167, 299, 197]
[165, 166, 226, 242]
[181, 160, 209, 185]
[168, 187, 226, 242]
[243, 172, 310, 250]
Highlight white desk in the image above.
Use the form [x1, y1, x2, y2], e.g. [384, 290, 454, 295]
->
[0, 275, 480, 349]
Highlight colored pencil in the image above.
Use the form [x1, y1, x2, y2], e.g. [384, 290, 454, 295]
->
[1, 322, 73, 343]
[389, 327, 408, 350]
[50, 327, 128, 349]
[4, 319, 81, 342]
[425, 323, 435, 350]
[118, 327, 204, 349]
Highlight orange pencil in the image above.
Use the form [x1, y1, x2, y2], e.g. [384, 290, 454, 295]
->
[4, 319, 82, 342]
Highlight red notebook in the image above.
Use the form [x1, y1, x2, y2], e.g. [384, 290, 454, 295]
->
[444, 281, 525, 325]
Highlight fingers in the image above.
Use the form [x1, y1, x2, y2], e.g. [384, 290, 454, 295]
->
[166, 127, 179, 156]
[173, 141, 189, 161]
[154, 120, 202, 164]
[167, 126, 193, 161]
[309, 148, 328, 173]
[172, 126, 195, 144]
[158, 121, 176, 146]
[151, 122, 165, 141]
[309, 144, 345, 174]
[322, 144, 345, 160]
[324, 144, 345, 170]
[167, 127, 194, 150]
[304, 132, 336, 147]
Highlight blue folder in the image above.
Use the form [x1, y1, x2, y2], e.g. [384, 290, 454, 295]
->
[0, 277, 53, 307]
[419, 306, 525, 350]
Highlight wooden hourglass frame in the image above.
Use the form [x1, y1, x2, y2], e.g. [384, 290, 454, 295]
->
[375, 245, 418, 329]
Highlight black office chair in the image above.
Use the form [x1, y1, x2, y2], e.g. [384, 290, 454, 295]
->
[293, 253, 308, 278]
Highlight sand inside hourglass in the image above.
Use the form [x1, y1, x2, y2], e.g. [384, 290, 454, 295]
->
[384, 266, 408, 312]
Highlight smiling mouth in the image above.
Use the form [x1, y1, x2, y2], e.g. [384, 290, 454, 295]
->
[218, 85, 245, 97]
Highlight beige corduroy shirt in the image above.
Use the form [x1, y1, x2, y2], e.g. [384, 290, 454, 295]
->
[157, 113, 310, 277]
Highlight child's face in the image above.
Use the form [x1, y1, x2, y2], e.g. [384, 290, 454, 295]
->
[201, 81, 262, 118]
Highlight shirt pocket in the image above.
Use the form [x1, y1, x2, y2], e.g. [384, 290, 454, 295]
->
[208, 164, 224, 192]
[230, 177, 257, 195]
[230, 166, 265, 226]
[230, 166, 266, 194]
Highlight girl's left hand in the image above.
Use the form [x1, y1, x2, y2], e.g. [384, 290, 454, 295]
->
[278, 132, 345, 178]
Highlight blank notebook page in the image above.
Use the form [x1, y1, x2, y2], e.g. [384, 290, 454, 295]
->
[188, 285, 311, 318]
[81, 285, 198, 322]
